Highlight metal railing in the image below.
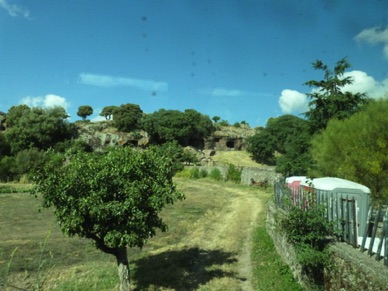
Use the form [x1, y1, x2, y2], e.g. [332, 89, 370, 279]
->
[274, 182, 388, 266]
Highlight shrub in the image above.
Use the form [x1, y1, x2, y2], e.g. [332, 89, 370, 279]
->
[280, 204, 337, 287]
[209, 168, 223, 181]
[225, 164, 242, 183]
[189, 167, 207, 179]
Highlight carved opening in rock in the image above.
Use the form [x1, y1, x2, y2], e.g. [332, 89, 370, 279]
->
[226, 140, 234, 149]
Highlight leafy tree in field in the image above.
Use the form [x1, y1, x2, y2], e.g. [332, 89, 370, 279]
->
[32, 147, 184, 290]
[113, 103, 143, 132]
[310, 99, 388, 200]
[4, 106, 77, 153]
[246, 115, 312, 175]
[304, 58, 369, 133]
[142, 109, 214, 147]
[100, 105, 117, 120]
[77, 105, 94, 120]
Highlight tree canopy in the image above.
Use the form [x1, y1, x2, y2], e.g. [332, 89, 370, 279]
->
[77, 105, 94, 120]
[100, 105, 117, 120]
[142, 109, 214, 147]
[310, 99, 388, 201]
[304, 58, 369, 133]
[4, 105, 76, 153]
[246, 114, 312, 175]
[32, 147, 184, 289]
[113, 103, 143, 132]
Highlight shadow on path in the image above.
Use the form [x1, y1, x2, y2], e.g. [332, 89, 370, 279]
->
[132, 247, 244, 290]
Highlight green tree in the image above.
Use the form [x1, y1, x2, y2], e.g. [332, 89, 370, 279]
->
[246, 114, 311, 173]
[304, 58, 369, 133]
[113, 103, 143, 132]
[100, 105, 117, 120]
[310, 99, 388, 200]
[32, 147, 184, 290]
[142, 109, 214, 147]
[77, 105, 93, 120]
[212, 116, 220, 123]
[4, 106, 76, 153]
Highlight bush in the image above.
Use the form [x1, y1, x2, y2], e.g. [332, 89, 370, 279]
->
[280, 204, 337, 287]
[189, 167, 207, 179]
[225, 164, 242, 183]
[209, 168, 223, 181]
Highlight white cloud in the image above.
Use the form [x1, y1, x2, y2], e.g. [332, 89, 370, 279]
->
[355, 26, 388, 58]
[0, 0, 30, 18]
[342, 70, 388, 98]
[78, 73, 168, 92]
[202, 87, 267, 97]
[211, 88, 247, 97]
[20, 94, 70, 110]
[278, 89, 308, 114]
[278, 71, 388, 114]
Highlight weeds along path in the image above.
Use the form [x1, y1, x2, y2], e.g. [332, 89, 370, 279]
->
[170, 179, 266, 291]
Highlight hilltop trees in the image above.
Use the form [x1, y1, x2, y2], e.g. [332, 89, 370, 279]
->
[304, 58, 369, 133]
[77, 105, 93, 120]
[142, 109, 214, 147]
[310, 99, 388, 200]
[113, 103, 143, 132]
[32, 147, 184, 290]
[100, 105, 117, 120]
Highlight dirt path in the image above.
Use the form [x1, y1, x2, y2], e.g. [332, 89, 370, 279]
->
[175, 180, 265, 290]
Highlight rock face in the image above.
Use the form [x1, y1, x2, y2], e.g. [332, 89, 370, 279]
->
[204, 125, 258, 151]
[76, 122, 258, 152]
[76, 121, 149, 151]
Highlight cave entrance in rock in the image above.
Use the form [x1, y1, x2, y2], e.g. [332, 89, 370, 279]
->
[226, 140, 235, 149]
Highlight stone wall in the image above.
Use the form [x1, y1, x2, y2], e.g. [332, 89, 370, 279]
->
[197, 165, 281, 185]
[266, 201, 388, 290]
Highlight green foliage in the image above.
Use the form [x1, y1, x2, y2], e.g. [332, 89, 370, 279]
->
[113, 103, 143, 132]
[281, 204, 337, 286]
[77, 105, 94, 120]
[212, 116, 220, 123]
[32, 147, 184, 254]
[182, 149, 198, 166]
[0, 156, 15, 182]
[4, 106, 76, 153]
[148, 141, 185, 174]
[142, 109, 214, 147]
[218, 120, 230, 126]
[209, 168, 223, 181]
[225, 164, 242, 183]
[0, 132, 11, 157]
[304, 58, 370, 133]
[100, 105, 117, 120]
[246, 115, 312, 175]
[13, 148, 49, 181]
[189, 167, 208, 179]
[310, 99, 388, 201]
[233, 122, 241, 128]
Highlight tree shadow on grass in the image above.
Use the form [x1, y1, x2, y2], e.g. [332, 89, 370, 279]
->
[131, 247, 244, 290]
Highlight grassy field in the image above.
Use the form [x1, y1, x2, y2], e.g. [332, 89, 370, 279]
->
[203, 150, 264, 168]
[0, 177, 301, 290]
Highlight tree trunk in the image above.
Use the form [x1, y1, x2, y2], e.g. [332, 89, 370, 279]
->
[116, 246, 130, 291]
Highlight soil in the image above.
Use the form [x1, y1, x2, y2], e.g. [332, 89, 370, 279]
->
[172, 180, 265, 290]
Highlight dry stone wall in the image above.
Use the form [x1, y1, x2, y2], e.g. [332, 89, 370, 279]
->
[266, 201, 388, 290]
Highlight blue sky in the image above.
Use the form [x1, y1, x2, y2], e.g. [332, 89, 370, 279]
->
[1, 0, 387, 127]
